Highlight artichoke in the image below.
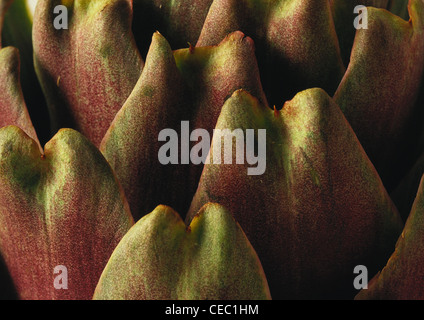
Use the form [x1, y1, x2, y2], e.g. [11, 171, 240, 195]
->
[0, 0, 424, 301]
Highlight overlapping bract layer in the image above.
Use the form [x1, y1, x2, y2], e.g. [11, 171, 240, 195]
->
[197, 0, 346, 105]
[101, 31, 266, 221]
[27, 0, 424, 189]
[0, 0, 423, 300]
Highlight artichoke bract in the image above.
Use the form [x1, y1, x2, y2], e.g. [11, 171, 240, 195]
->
[1, 0, 49, 143]
[0, 0, 424, 301]
[93, 203, 271, 300]
[356, 174, 424, 300]
[186, 88, 403, 299]
[33, 0, 144, 147]
[0, 46, 38, 144]
[330, 0, 389, 65]
[334, 0, 424, 190]
[0, 126, 134, 299]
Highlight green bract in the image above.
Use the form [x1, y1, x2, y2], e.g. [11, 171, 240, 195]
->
[93, 203, 271, 300]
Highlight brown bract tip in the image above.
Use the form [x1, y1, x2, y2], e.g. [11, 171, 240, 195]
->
[274, 105, 279, 117]
[188, 42, 195, 54]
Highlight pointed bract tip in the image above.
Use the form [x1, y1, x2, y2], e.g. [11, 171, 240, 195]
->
[188, 42, 195, 54]
[152, 30, 165, 42]
[222, 31, 255, 50]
